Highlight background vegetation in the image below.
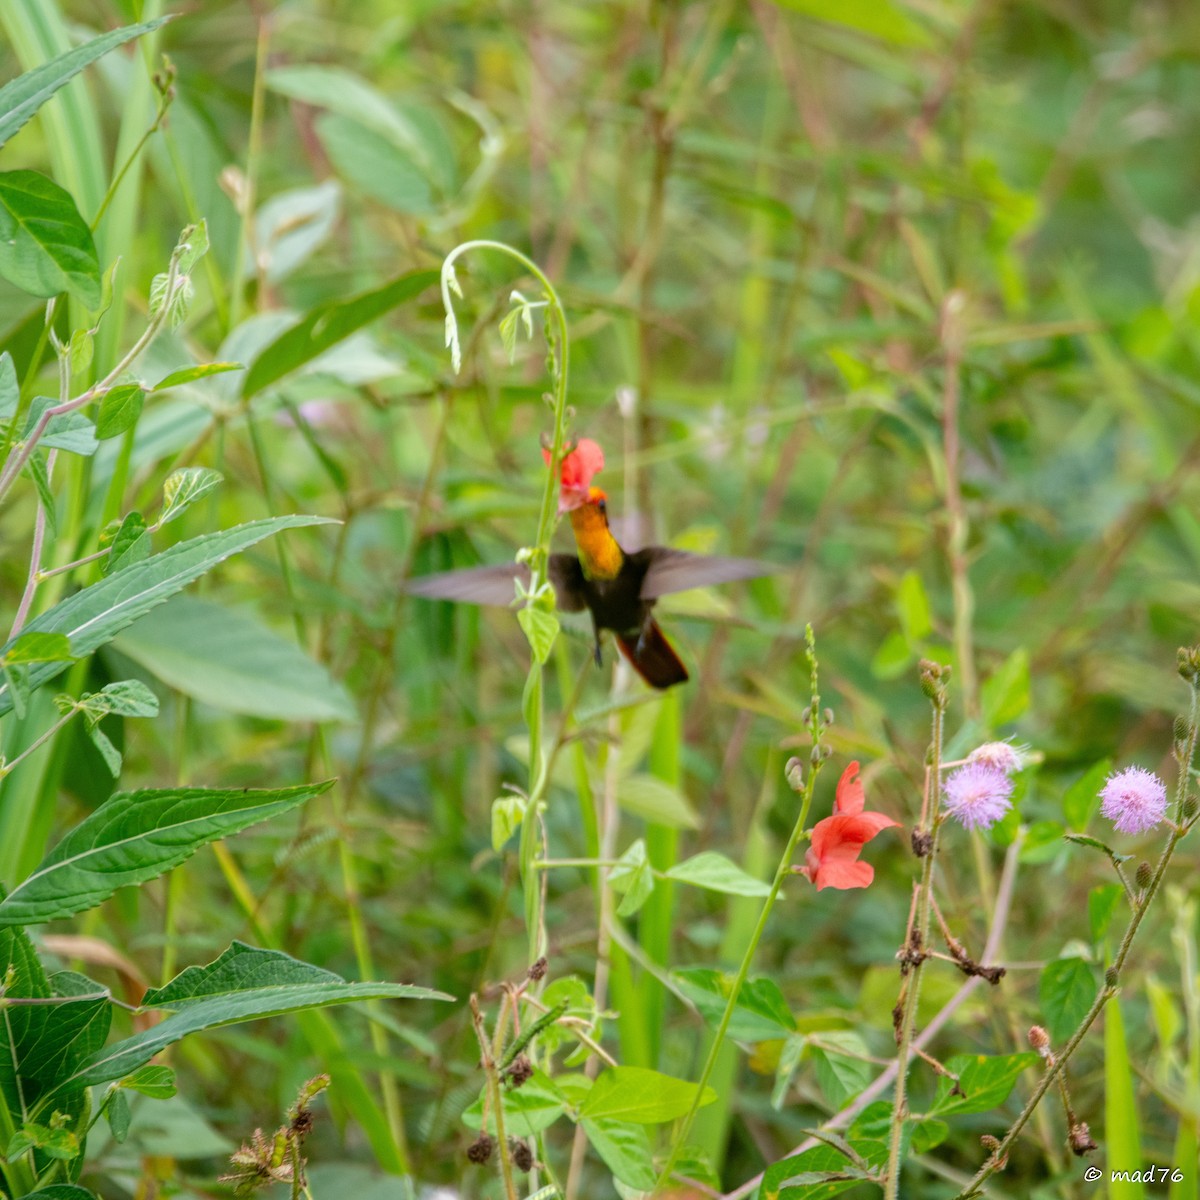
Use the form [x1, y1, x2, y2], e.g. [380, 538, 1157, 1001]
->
[2, 0, 1200, 1196]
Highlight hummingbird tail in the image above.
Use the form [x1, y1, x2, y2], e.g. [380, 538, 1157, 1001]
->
[616, 621, 689, 689]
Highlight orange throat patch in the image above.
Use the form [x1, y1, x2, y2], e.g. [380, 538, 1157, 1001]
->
[568, 502, 623, 580]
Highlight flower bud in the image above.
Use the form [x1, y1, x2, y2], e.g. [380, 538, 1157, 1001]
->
[509, 1138, 534, 1171]
[1027, 1025, 1051, 1054]
[822, 707, 834, 726]
[466, 1132, 495, 1164]
[1184, 796, 1198, 821]
[1068, 1122, 1097, 1156]
[1178, 646, 1200, 682]
[1135, 861, 1153, 890]
[1105, 966, 1120, 988]
[785, 757, 805, 791]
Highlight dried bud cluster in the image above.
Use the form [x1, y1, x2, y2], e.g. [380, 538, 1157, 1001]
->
[504, 1054, 534, 1088]
[1027, 1025, 1051, 1055]
[510, 1137, 534, 1171]
[1068, 1122, 1098, 1156]
[466, 1132, 494, 1164]
[527, 956, 548, 982]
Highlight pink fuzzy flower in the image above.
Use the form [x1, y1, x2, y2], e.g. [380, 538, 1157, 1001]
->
[1100, 766, 1168, 835]
[942, 763, 1014, 831]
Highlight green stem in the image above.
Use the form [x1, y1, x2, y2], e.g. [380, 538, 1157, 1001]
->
[654, 627, 825, 1194]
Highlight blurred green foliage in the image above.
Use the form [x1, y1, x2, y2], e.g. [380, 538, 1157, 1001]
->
[3, 0, 1200, 1194]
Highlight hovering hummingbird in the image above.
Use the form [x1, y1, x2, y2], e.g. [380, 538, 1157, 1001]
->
[406, 439, 776, 688]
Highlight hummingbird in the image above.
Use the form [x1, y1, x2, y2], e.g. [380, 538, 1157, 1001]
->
[406, 439, 776, 689]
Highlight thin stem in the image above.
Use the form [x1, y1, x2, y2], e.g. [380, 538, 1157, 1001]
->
[654, 628, 826, 1195]
[9, 448, 55, 639]
[955, 677, 1200, 1198]
[885, 683, 947, 1199]
[471, 995, 519, 1200]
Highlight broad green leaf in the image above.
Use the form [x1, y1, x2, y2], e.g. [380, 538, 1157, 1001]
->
[242, 269, 437, 397]
[144, 942, 339, 1006]
[761, 1143, 862, 1199]
[769, 0, 931, 47]
[616, 774, 698, 829]
[931, 1053, 1039, 1116]
[0, 781, 335, 926]
[665, 851, 771, 896]
[66, 955, 450, 1090]
[1062, 758, 1112, 831]
[105, 511, 149, 575]
[315, 113, 433, 214]
[113, 595, 356, 722]
[6, 631, 72, 663]
[0, 170, 100, 307]
[24, 1186, 96, 1199]
[24, 398, 98, 456]
[152, 362, 242, 391]
[980, 647, 1029, 726]
[673, 967, 797, 1040]
[160, 467, 223, 524]
[0, 16, 172, 147]
[609, 838, 654, 918]
[579, 1066, 716, 1124]
[77, 679, 159, 723]
[517, 603, 559, 665]
[811, 1032, 872, 1107]
[581, 1118, 655, 1190]
[0, 515, 335, 717]
[1038, 957, 1097, 1043]
[95, 384, 145, 439]
[461, 1067, 566, 1136]
[119, 1064, 176, 1098]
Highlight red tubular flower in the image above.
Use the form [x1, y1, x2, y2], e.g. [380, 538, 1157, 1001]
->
[544, 438, 604, 512]
[799, 761, 900, 891]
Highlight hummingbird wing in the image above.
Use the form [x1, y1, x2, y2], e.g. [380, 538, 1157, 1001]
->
[634, 548, 779, 599]
[405, 554, 589, 613]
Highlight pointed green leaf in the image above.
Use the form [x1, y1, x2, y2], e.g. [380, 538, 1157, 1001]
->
[95, 384, 145, 440]
[6, 631, 72, 664]
[1039, 957, 1097, 1044]
[0, 781, 335, 927]
[0, 170, 100, 307]
[118, 1064, 176, 1098]
[0, 515, 335, 717]
[78, 680, 159, 723]
[931, 1053, 1040, 1116]
[581, 1118, 655, 1189]
[160, 467, 223, 524]
[609, 838, 655, 918]
[152, 362, 242, 391]
[0, 16, 172, 147]
[104, 511, 149, 574]
[242, 269, 437, 397]
[616, 774, 698, 829]
[579, 1066, 716, 1124]
[665, 851, 771, 896]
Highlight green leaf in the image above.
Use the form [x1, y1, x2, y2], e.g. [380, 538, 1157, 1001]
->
[106, 1088, 131, 1143]
[616, 774, 699, 829]
[160, 467, 224, 524]
[24, 451, 57, 538]
[762, 1144, 863, 1199]
[461, 1068, 566, 1136]
[175, 221, 209, 275]
[665, 851, 771, 896]
[145, 942, 342, 1006]
[6, 631, 72, 664]
[0, 515, 335, 717]
[118, 1064, 176, 1098]
[87, 723, 122, 777]
[0, 781, 335, 927]
[152, 362, 242, 391]
[1039, 957, 1097, 1044]
[768, 0, 931, 47]
[517, 603, 559, 665]
[1088, 883, 1124, 942]
[68, 328, 92, 376]
[609, 838, 655, 918]
[579, 1066, 716, 1124]
[0, 170, 101, 307]
[980, 647, 1029, 726]
[895, 569, 931, 644]
[673, 967, 797, 1040]
[66, 947, 450, 1090]
[0, 16, 173, 147]
[24, 1185, 97, 1199]
[105, 511, 149, 575]
[77, 679, 159, 724]
[112, 595, 356, 722]
[811, 1032, 872, 1107]
[581, 1118, 655, 1190]
[931, 1053, 1039, 1116]
[95, 384, 145, 440]
[1105, 996, 1144, 1198]
[242, 269, 437, 397]
[315, 113, 433, 214]
[1062, 758, 1112, 831]
[25, 398, 98, 456]
[491, 795, 524, 852]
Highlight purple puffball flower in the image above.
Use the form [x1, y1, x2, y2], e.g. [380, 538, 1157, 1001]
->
[1100, 766, 1168, 835]
[942, 763, 1015, 831]
[967, 741, 1027, 775]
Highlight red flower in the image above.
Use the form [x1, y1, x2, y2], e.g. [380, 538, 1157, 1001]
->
[543, 438, 604, 512]
[798, 762, 900, 891]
